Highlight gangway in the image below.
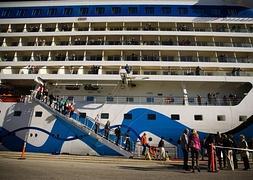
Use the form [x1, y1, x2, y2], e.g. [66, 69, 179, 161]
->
[33, 98, 133, 158]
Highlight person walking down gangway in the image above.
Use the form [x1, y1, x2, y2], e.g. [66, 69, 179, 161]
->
[104, 120, 110, 139]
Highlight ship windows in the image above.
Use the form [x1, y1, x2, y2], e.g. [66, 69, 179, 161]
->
[145, 7, 154, 15]
[126, 97, 134, 103]
[112, 7, 121, 15]
[148, 114, 156, 120]
[48, 8, 57, 16]
[239, 115, 247, 122]
[80, 7, 89, 15]
[217, 115, 226, 121]
[124, 113, 132, 120]
[1, 8, 11, 17]
[13, 111, 22, 117]
[101, 113, 109, 119]
[96, 7, 105, 15]
[32, 9, 42, 16]
[162, 7, 171, 15]
[86, 96, 94, 102]
[146, 97, 154, 103]
[16, 9, 26, 17]
[194, 115, 203, 121]
[64, 8, 73, 15]
[128, 7, 138, 14]
[171, 114, 180, 121]
[178, 7, 188, 15]
[106, 96, 114, 102]
[35, 111, 43, 117]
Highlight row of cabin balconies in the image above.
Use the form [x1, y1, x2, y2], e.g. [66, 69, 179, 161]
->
[0, 22, 252, 33]
[0, 52, 252, 64]
[1, 36, 253, 48]
[1, 65, 252, 77]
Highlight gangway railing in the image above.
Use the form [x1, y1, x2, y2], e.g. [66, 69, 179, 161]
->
[33, 98, 133, 158]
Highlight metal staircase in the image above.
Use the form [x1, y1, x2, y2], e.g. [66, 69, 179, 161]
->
[33, 98, 133, 158]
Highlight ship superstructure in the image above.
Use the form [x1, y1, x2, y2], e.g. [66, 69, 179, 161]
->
[0, 0, 253, 156]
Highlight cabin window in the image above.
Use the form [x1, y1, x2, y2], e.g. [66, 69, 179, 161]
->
[17, 9, 26, 17]
[106, 96, 114, 102]
[80, 7, 89, 15]
[35, 111, 43, 117]
[239, 115, 247, 122]
[96, 7, 105, 15]
[162, 7, 171, 15]
[194, 115, 203, 121]
[178, 7, 188, 15]
[146, 97, 154, 103]
[171, 114, 180, 120]
[48, 8, 57, 16]
[124, 113, 132, 120]
[148, 114, 156, 120]
[86, 96, 94, 102]
[32, 9, 42, 16]
[126, 97, 134, 103]
[217, 115, 226, 121]
[64, 8, 73, 15]
[112, 7, 121, 14]
[79, 113, 86, 118]
[145, 7, 154, 15]
[210, 8, 222, 16]
[128, 7, 137, 14]
[1, 8, 11, 17]
[14, 111, 22, 116]
[101, 113, 109, 119]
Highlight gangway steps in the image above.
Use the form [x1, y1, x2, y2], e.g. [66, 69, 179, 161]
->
[33, 98, 133, 158]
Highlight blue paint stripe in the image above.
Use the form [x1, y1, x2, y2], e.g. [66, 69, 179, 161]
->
[0, 5, 252, 19]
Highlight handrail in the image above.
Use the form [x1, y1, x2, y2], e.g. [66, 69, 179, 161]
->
[33, 97, 134, 157]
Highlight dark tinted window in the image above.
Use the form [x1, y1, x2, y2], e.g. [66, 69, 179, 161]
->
[178, 8, 188, 15]
[14, 111, 22, 116]
[106, 96, 113, 102]
[171, 114, 180, 120]
[80, 7, 89, 15]
[128, 7, 137, 14]
[1, 9, 11, 17]
[147, 97, 154, 103]
[124, 113, 132, 120]
[148, 114, 156, 120]
[194, 115, 203, 121]
[48, 8, 57, 16]
[87, 96, 94, 102]
[17, 9, 26, 16]
[101, 113, 109, 119]
[112, 7, 121, 14]
[145, 7, 154, 15]
[64, 8, 73, 15]
[35, 111, 43, 117]
[162, 7, 171, 14]
[32, 9, 42, 16]
[96, 7, 105, 15]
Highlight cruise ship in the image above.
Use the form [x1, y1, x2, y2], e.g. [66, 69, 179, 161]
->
[0, 0, 253, 157]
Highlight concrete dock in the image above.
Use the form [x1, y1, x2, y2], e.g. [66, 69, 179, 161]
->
[0, 151, 252, 180]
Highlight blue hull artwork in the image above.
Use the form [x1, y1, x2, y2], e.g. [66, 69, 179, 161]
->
[0, 108, 252, 156]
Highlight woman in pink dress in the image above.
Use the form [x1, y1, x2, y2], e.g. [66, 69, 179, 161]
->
[189, 129, 201, 172]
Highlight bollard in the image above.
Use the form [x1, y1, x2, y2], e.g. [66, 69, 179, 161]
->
[20, 141, 27, 160]
[210, 143, 215, 172]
